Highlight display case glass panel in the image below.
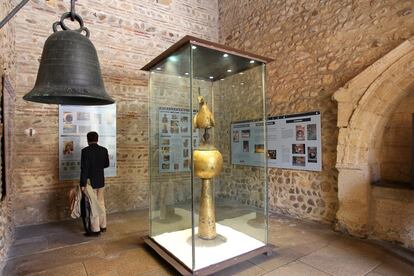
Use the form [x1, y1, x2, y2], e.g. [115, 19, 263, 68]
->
[144, 36, 271, 273]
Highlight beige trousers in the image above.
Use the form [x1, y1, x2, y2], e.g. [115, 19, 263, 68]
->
[91, 187, 106, 232]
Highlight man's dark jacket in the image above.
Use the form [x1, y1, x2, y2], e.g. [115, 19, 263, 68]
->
[80, 143, 109, 189]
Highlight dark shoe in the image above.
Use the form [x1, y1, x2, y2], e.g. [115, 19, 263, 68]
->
[84, 231, 101, 237]
[100, 227, 107, 233]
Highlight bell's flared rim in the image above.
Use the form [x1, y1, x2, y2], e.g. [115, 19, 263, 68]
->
[23, 88, 115, 106]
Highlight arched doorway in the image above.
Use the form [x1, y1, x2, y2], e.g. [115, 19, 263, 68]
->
[333, 37, 414, 246]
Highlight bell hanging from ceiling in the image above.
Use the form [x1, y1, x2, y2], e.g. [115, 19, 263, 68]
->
[23, 4, 114, 105]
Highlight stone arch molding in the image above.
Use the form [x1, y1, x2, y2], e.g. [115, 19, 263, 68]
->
[333, 37, 414, 236]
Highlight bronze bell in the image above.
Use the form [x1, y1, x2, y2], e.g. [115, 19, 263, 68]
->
[23, 12, 114, 105]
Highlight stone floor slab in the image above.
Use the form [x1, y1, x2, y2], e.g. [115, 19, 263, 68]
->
[83, 248, 163, 276]
[27, 262, 87, 276]
[7, 236, 49, 259]
[300, 240, 383, 276]
[250, 246, 308, 272]
[212, 260, 266, 276]
[4, 243, 105, 275]
[263, 260, 331, 276]
[3, 209, 414, 276]
[367, 253, 414, 276]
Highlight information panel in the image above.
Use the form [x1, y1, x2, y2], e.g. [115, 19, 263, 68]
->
[231, 111, 322, 171]
[159, 107, 199, 173]
[231, 120, 265, 166]
[59, 104, 117, 180]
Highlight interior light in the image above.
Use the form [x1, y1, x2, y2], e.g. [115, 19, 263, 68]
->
[156, 67, 162, 70]
[227, 69, 232, 72]
[192, 46, 197, 49]
[209, 76, 214, 79]
[223, 53, 229, 57]
[185, 72, 189, 75]
[168, 56, 178, 62]
[239, 72, 244, 75]
[250, 60, 255, 64]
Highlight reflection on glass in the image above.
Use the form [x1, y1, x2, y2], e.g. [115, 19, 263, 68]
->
[147, 40, 268, 272]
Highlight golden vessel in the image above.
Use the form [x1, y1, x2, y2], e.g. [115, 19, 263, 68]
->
[193, 96, 222, 240]
[193, 144, 223, 179]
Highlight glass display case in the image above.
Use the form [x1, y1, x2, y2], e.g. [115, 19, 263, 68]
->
[141, 36, 273, 274]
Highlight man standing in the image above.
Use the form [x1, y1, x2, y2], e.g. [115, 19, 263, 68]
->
[80, 131, 110, 236]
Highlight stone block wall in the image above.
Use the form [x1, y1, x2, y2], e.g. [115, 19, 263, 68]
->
[380, 89, 414, 185]
[0, 0, 16, 268]
[218, 0, 414, 223]
[333, 35, 414, 245]
[13, 0, 218, 226]
[371, 186, 414, 248]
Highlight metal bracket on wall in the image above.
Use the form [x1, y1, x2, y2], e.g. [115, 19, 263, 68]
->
[0, 0, 30, 29]
[0, 0, 78, 29]
[1, 74, 6, 201]
[412, 114, 414, 189]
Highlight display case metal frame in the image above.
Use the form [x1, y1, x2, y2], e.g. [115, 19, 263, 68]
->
[141, 35, 274, 275]
[144, 236, 274, 275]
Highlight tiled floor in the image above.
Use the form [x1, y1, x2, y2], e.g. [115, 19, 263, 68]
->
[3, 209, 414, 276]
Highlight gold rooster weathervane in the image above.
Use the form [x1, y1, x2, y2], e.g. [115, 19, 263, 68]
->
[193, 95, 223, 240]
[193, 96, 215, 143]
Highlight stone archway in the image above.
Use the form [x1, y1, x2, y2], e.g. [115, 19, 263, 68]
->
[333, 37, 414, 237]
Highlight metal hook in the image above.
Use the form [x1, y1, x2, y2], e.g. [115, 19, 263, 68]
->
[70, 0, 77, 21]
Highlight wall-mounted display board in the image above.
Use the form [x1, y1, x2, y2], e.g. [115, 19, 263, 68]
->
[158, 107, 199, 173]
[231, 111, 322, 171]
[59, 104, 117, 180]
[231, 120, 265, 167]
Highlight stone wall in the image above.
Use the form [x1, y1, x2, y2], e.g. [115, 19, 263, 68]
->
[333, 35, 414, 245]
[371, 186, 414, 248]
[0, 0, 16, 268]
[13, 0, 218, 226]
[218, 0, 414, 223]
[380, 90, 414, 185]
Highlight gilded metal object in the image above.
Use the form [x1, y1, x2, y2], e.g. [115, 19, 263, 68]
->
[198, 179, 217, 239]
[193, 96, 215, 129]
[193, 144, 223, 179]
[23, 5, 114, 105]
[193, 96, 222, 240]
